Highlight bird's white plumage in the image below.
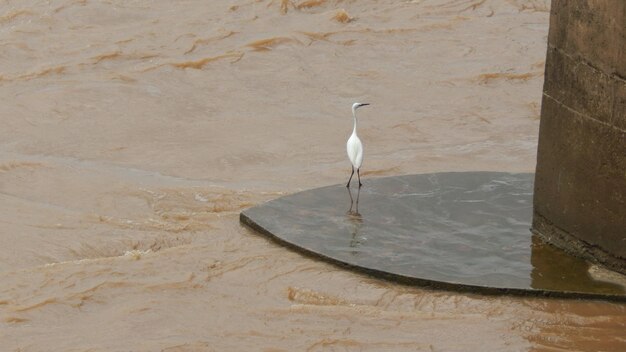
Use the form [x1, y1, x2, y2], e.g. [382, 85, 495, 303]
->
[346, 102, 368, 172]
[346, 133, 363, 169]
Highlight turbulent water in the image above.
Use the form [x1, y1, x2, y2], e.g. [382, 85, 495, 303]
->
[0, 0, 624, 351]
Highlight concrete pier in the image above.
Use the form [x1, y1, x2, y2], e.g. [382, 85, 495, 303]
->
[533, 1, 626, 273]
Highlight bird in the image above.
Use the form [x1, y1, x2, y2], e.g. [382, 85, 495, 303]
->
[346, 102, 369, 188]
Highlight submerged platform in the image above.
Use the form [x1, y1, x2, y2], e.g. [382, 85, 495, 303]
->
[241, 172, 626, 301]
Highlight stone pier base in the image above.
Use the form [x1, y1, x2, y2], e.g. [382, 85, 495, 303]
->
[532, 0, 626, 274]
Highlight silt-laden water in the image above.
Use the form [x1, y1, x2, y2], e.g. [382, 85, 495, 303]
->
[1, 0, 624, 351]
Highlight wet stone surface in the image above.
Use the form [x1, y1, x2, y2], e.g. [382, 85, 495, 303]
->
[241, 172, 626, 301]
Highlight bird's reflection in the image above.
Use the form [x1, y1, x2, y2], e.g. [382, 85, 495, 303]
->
[346, 187, 364, 250]
[347, 185, 361, 215]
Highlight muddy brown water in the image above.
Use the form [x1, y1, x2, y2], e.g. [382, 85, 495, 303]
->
[1, 0, 624, 351]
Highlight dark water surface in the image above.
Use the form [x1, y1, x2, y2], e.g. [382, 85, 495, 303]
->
[242, 172, 626, 300]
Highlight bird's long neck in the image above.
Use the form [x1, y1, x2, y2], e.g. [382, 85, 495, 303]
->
[352, 109, 358, 135]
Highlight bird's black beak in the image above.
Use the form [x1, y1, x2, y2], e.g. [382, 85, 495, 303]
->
[361, 103, 370, 107]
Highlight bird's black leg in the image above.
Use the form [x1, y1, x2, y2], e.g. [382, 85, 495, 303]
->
[346, 166, 354, 188]
[357, 168, 362, 188]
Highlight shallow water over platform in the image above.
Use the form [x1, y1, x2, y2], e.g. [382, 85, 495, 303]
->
[242, 172, 626, 300]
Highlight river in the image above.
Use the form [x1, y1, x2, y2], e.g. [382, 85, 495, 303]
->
[1, 0, 624, 351]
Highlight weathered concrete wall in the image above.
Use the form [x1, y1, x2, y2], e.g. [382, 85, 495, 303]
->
[533, 0, 626, 273]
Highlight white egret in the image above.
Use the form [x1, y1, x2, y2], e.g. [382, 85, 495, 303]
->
[346, 102, 369, 188]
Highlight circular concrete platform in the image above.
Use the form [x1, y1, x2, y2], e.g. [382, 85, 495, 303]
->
[240, 172, 626, 301]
